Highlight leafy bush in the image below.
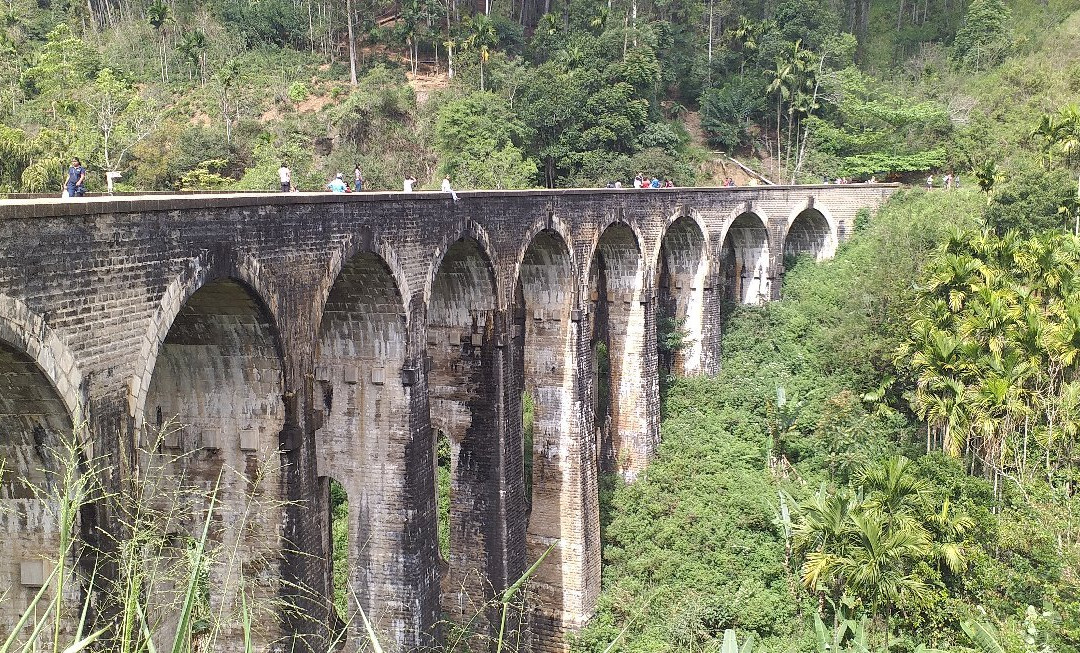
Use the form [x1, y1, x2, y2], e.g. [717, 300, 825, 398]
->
[287, 81, 310, 103]
[699, 77, 760, 152]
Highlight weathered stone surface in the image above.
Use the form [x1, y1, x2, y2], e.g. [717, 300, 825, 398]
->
[0, 185, 896, 651]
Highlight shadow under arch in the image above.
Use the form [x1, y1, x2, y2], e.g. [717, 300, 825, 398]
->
[423, 220, 499, 310]
[585, 221, 656, 481]
[129, 251, 286, 433]
[425, 236, 502, 632]
[314, 248, 420, 649]
[139, 274, 288, 652]
[655, 214, 710, 377]
[783, 204, 837, 263]
[318, 230, 414, 334]
[719, 210, 772, 304]
[0, 331, 82, 643]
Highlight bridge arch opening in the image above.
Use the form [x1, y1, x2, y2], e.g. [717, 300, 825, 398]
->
[721, 212, 771, 304]
[513, 228, 578, 645]
[315, 250, 412, 645]
[587, 222, 656, 479]
[657, 216, 708, 378]
[0, 338, 78, 644]
[426, 237, 499, 625]
[322, 476, 349, 623]
[784, 208, 835, 264]
[141, 277, 286, 651]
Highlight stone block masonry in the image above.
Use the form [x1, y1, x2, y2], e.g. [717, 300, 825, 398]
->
[0, 184, 896, 652]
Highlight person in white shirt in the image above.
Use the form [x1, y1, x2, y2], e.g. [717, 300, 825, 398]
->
[403, 176, 416, 192]
[441, 175, 458, 201]
[278, 163, 291, 193]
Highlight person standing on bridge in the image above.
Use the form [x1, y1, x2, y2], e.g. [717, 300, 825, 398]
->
[66, 158, 86, 197]
[403, 175, 417, 192]
[278, 163, 291, 193]
[353, 164, 364, 191]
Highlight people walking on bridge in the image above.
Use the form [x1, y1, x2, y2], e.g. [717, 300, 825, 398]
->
[66, 158, 86, 197]
[279, 163, 291, 193]
[403, 175, 417, 192]
[353, 165, 364, 191]
[633, 173, 644, 188]
[327, 173, 347, 193]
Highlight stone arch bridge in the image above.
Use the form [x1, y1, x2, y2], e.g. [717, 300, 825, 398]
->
[0, 185, 895, 651]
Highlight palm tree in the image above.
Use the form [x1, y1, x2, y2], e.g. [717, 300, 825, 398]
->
[1032, 112, 1061, 170]
[858, 456, 931, 527]
[177, 30, 207, 83]
[926, 497, 974, 575]
[831, 510, 931, 652]
[464, 13, 498, 91]
[972, 159, 1000, 204]
[794, 487, 859, 620]
[147, 0, 170, 83]
[767, 55, 794, 181]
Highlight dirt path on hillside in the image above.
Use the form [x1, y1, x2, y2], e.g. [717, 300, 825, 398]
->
[684, 111, 765, 186]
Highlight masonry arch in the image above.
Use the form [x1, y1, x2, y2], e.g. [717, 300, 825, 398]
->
[319, 231, 412, 334]
[784, 204, 837, 263]
[424, 221, 498, 308]
[0, 334, 80, 645]
[425, 236, 500, 625]
[656, 214, 709, 377]
[0, 295, 84, 424]
[720, 211, 772, 304]
[586, 221, 658, 480]
[314, 249, 413, 646]
[130, 252, 285, 431]
[140, 276, 287, 652]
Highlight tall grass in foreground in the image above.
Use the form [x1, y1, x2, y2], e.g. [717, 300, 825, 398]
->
[2, 422, 570, 653]
[1, 420, 291, 653]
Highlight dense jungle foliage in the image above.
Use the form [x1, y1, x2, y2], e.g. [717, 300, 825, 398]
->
[3, 0, 1080, 191]
[574, 187, 1080, 653]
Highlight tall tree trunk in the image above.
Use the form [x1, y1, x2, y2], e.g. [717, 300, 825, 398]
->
[347, 0, 358, 84]
[707, 0, 713, 76]
[854, 0, 868, 61]
[160, 31, 168, 83]
[776, 96, 782, 181]
[87, 0, 98, 31]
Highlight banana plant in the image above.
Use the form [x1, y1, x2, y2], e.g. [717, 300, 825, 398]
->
[720, 629, 755, 653]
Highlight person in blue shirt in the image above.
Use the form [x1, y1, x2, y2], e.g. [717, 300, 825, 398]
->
[66, 158, 86, 197]
[650, 176, 661, 188]
[327, 173, 347, 193]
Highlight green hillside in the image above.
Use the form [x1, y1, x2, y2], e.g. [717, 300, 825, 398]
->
[3, 0, 1080, 192]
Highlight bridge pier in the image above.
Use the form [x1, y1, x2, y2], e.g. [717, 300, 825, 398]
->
[588, 222, 659, 481]
[426, 237, 512, 634]
[513, 229, 601, 651]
